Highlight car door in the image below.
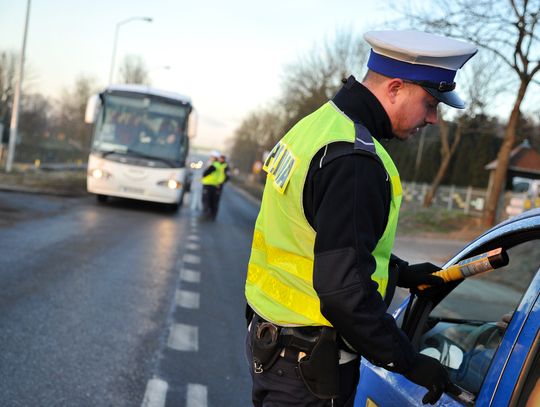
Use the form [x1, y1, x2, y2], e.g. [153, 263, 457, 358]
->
[355, 213, 540, 407]
[490, 278, 539, 406]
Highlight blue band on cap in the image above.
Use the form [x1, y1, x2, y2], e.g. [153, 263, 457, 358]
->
[367, 50, 456, 83]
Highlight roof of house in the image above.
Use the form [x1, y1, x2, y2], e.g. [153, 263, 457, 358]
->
[485, 139, 540, 176]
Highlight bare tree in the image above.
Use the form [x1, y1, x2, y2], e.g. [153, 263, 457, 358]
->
[229, 107, 284, 173]
[402, 0, 540, 225]
[53, 75, 98, 155]
[19, 93, 51, 143]
[118, 54, 150, 85]
[423, 55, 504, 206]
[280, 29, 369, 132]
[423, 112, 467, 207]
[231, 28, 369, 174]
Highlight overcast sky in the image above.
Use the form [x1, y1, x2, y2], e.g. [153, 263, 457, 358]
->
[0, 0, 403, 148]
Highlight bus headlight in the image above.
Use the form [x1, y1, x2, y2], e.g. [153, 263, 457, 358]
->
[158, 179, 182, 189]
[89, 168, 111, 179]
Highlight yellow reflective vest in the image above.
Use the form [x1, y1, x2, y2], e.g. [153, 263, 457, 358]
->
[245, 101, 402, 327]
[201, 161, 222, 186]
[217, 162, 228, 184]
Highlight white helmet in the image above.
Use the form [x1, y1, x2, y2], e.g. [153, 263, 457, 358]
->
[210, 150, 221, 158]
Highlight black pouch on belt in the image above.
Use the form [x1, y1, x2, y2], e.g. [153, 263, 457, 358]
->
[251, 321, 281, 373]
[297, 327, 340, 399]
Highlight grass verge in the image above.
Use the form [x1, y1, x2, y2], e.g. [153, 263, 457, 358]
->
[0, 169, 87, 195]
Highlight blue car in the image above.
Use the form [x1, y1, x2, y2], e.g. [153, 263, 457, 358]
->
[355, 208, 540, 406]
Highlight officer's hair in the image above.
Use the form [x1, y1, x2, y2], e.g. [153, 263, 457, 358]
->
[363, 69, 414, 91]
[362, 70, 389, 85]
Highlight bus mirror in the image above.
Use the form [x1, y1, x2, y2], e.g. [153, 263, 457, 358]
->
[187, 109, 198, 138]
[85, 94, 101, 124]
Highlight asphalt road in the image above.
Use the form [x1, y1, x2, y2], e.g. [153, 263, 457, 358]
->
[0, 184, 256, 407]
[0, 181, 472, 407]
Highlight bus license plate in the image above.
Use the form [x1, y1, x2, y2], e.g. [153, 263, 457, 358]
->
[121, 186, 144, 194]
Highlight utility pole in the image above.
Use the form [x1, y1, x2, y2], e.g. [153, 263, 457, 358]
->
[6, 0, 31, 172]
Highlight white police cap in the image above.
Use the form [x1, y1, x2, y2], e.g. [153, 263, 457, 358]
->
[364, 30, 477, 109]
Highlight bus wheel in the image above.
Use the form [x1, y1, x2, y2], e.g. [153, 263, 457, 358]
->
[96, 194, 108, 203]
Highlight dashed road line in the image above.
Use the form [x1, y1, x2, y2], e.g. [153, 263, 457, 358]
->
[175, 289, 200, 309]
[183, 253, 201, 265]
[144, 217, 205, 406]
[141, 377, 168, 407]
[186, 384, 208, 407]
[167, 323, 199, 351]
[180, 268, 201, 283]
[186, 242, 200, 251]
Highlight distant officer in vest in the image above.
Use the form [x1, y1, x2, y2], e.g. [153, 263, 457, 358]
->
[214, 153, 230, 217]
[201, 150, 223, 220]
[245, 30, 477, 406]
[218, 154, 230, 185]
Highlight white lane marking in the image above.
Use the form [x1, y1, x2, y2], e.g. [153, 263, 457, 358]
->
[168, 324, 198, 351]
[183, 254, 201, 264]
[186, 242, 200, 251]
[176, 289, 200, 309]
[187, 384, 207, 407]
[188, 234, 200, 242]
[180, 268, 201, 284]
[141, 377, 168, 407]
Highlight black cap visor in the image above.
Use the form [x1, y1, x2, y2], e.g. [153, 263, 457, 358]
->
[423, 87, 465, 109]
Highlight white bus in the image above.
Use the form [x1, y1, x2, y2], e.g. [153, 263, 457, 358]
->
[84, 84, 196, 210]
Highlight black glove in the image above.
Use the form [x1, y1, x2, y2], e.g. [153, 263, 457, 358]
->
[405, 354, 461, 405]
[397, 262, 444, 290]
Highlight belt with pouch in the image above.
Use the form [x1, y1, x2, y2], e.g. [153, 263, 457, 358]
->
[251, 315, 356, 368]
[250, 315, 345, 399]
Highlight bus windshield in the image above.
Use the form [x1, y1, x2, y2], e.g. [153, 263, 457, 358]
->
[92, 93, 190, 165]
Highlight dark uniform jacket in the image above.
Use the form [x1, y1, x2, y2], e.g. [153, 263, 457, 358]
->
[303, 77, 416, 373]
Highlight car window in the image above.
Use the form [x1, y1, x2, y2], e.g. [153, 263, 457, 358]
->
[418, 239, 540, 397]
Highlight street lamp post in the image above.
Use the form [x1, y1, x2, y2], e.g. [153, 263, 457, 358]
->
[108, 16, 152, 85]
[5, 0, 31, 173]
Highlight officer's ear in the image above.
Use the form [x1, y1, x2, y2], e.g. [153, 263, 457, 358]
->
[386, 78, 406, 104]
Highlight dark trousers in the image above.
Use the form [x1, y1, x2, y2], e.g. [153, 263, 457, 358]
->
[245, 329, 360, 407]
[202, 185, 219, 219]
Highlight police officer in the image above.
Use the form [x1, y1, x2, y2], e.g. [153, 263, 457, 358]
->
[245, 30, 477, 406]
[214, 154, 230, 216]
[218, 154, 230, 184]
[201, 151, 223, 220]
